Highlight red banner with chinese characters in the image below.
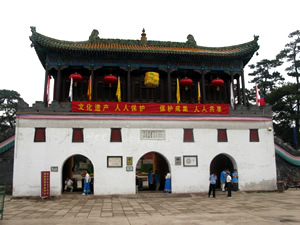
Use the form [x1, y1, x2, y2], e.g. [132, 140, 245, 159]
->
[72, 101, 229, 115]
[41, 171, 50, 198]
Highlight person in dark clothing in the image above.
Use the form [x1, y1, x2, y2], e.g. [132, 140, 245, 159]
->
[208, 173, 217, 198]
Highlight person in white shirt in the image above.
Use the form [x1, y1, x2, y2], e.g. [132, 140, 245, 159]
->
[226, 173, 232, 197]
[64, 177, 73, 192]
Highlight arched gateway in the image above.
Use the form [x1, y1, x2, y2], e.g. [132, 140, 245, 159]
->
[210, 154, 237, 188]
[62, 154, 94, 194]
[136, 152, 170, 192]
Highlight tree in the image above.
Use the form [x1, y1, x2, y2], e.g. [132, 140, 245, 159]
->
[276, 30, 300, 149]
[0, 89, 22, 134]
[267, 83, 299, 147]
[248, 59, 284, 94]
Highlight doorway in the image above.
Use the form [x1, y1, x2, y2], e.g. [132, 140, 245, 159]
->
[210, 153, 236, 189]
[62, 154, 94, 194]
[136, 152, 170, 192]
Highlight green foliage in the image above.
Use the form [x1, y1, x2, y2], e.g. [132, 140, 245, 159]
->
[267, 84, 298, 123]
[248, 59, 284, 94]
[0, 89, 22, 133]
[141, 164, 152, 173]
[276, 30, 300, 80]
[267, 83, 300, 146]
[275, 30, 300, 148]
[247, 30, 300, 148]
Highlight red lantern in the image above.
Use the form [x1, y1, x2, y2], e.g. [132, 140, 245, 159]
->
[69, 72, 83, 87]
[211, 78, 224, 91]
[104, 74, 118, 87]
[180, 77, 193, 90]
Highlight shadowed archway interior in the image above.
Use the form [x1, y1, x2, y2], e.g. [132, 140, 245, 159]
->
[210, 154, 234, 188]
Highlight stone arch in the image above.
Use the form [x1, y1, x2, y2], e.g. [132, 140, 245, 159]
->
[135, 151, 171, 192]
[61, 154, 94, 194]
[209, 153, 237, 188]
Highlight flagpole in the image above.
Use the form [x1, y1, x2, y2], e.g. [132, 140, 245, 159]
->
[68, 77, 73, 102]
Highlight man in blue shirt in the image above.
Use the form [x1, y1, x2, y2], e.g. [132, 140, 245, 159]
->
[220, 170, 226, 192]
[232, 169, 239, 191]
[208, 173, 217, 198]
[148, 169, 153, 190]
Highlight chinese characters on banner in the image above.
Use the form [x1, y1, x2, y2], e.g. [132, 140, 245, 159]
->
[72, 101, 229, 115]
[41, 171, 50, 198]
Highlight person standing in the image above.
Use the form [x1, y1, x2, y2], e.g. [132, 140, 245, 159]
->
[148, 169, 153, 190]
[82, 170, 91, 195]
[164, 171, 171, 193]
[225, 169, 231, 190]
[232, 169, 239, 191]
[220, 170, 226, 192]
[154, 170, 161, 191]
[208, 173, 217, 198]
[226, 172, 232, 197]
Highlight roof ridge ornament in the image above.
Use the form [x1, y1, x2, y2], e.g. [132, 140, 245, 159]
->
[254, 35, 259, 41]
[30, 26, 36, 34]
[186, 34, 196, 47]
[89, 29, 100, 43]
[141, 28, 147, 45]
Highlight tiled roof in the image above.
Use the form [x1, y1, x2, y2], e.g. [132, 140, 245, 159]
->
[29, 27, 259, 58]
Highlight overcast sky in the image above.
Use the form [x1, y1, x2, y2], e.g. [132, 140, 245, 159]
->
[1, 0, 299, 105]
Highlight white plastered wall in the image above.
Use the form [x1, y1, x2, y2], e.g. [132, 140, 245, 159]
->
[13, 117, 277, 196]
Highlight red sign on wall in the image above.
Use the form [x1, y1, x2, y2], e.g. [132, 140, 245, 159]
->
[72, 101, 229, 115]
[41, 171, 50, 198]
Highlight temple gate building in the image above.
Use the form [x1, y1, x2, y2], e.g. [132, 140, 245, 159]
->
[12, 27, 277, 196]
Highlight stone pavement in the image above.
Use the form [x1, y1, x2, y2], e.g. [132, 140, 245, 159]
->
[1, 189, 300, 225]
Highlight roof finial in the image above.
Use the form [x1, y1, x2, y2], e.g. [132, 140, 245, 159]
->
[141, 28, 147, 44]
[186, 34, 196, 47]
[89, 29, 100, 43]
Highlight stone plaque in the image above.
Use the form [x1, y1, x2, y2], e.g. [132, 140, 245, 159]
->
[141, 130, 165, 140]
[50, 166, 58, 172]
[127, 157, 133, 166]
[175, 157, 181, 166]
[126, 166, 133, 171]
[107, 156, 123, 168]
[183, 155, 198, 167]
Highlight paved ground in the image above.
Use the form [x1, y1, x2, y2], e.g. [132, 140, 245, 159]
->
[1, 189, 300, 225]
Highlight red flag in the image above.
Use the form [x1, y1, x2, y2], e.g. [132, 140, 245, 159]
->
[259, 92, 266, 106]
[255, 85, 266, 107]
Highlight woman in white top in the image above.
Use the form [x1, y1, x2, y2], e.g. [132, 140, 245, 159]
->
[164, 171, 171, 193]
[82, 170, 91, 195]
